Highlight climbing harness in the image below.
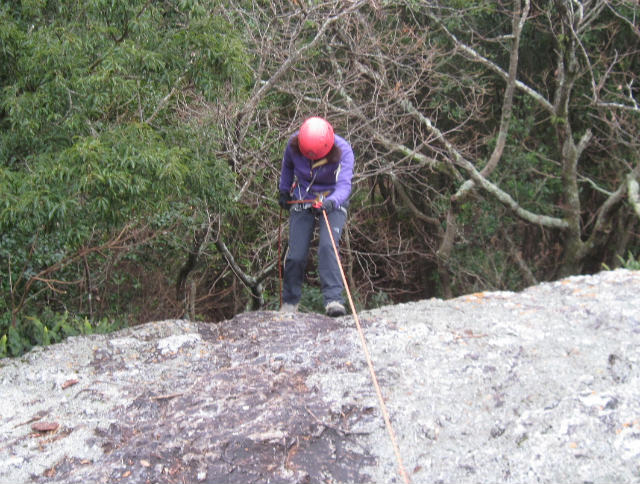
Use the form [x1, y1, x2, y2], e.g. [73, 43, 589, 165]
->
[288, 158, 339, 211]
[320, 210, 411, 484]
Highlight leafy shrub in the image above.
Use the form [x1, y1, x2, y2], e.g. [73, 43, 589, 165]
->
[617, 252, 640, 271]
[1, 0, 244, 329]
[0, 311, 125, 358]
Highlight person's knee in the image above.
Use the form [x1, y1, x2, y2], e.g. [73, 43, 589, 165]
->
[286, 251, 308, 268]
[317, 241, 335, 261]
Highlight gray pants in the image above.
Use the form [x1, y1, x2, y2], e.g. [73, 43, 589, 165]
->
[283, 207, 347, 306]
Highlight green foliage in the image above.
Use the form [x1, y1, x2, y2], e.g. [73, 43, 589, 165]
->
[453, 200, 526, 293]
[298, 281, 326, 314]
[604, 252, 640, 271]
[0, 0, 247, 332]
[365, 290, 393, 310]
[485, 110, 564, 216]
[2, 0, 637, 350]
[0, 311, 125, 358]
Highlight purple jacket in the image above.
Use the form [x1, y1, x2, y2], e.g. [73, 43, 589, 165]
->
[279, 133, 354, 208]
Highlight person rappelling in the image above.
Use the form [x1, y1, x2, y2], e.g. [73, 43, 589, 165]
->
[278, 116, 355, 317]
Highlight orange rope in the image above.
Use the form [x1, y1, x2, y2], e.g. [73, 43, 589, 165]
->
[322, 210, 411, 484]
[278, 208, 283, 308]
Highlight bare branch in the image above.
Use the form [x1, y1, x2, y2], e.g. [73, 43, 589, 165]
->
[398, 97, 568, 229]
[11, 223, 157, 324]
[583, 163, 640, 256]
[145, 73, 185, 125]
[597, 100, 640, 114]
[627, 169, 640, 219]
[213, 222, 275, 309]
[606, 1, 640, 39]
[503, 229, 538, 286]
[237, 1, 368, 127]
[455, 0, 531, 199]
[426, 8, 554, 114]
[389, 172, 441, 227]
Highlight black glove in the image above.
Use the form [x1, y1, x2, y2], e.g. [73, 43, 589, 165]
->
[279, 190, 292, 210]
[311, 199, 335, 215]
[323, 199, 336, 212]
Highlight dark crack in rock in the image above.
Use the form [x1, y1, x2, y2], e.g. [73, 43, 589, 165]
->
[1, 269, 639, 484]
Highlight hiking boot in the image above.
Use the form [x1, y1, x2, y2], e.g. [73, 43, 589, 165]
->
[279, 303, 298, 313]
[325, 301, 346, 317]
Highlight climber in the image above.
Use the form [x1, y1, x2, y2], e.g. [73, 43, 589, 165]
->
[278, 116, 354, 317]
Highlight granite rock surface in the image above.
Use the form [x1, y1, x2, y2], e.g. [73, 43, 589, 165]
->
[1, 269, 639, 483]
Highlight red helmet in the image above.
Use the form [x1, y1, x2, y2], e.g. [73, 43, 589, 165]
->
[298, 117, 334, 160]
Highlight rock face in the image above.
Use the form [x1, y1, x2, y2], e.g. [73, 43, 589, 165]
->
[1, 269, 639, 484]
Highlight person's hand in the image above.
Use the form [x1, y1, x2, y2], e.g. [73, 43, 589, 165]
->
[311, 199, 335, 214]
[279, 190, 292, 210]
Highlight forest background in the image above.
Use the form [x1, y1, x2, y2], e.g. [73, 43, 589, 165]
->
[1, 0, 639, 357]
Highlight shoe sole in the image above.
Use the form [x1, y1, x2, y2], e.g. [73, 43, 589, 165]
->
[326, 308, 346, 317]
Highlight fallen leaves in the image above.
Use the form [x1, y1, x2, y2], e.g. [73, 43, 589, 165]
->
[61, 379, 79, 389]
[43, 466, 57, 478]
[31, 421, 60, 433]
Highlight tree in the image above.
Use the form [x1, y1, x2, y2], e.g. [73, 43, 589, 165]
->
[231, 0, 639, 301]
[2, 0, 638, 353]
[0, 0, 247, 342]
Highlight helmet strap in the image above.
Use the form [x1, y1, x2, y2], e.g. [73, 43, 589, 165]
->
[311, 158, 328, 169]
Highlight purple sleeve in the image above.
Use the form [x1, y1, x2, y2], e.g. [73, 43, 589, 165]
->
[279, 142, 295, 193]
[327, 137, 354, 207]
